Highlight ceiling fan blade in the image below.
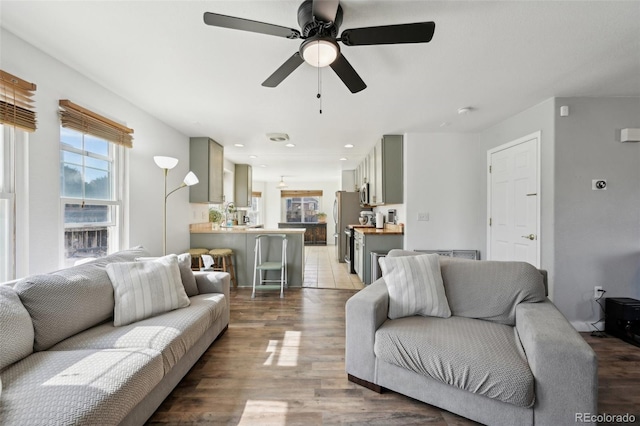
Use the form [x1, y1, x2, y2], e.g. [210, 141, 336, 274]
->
[312, 0, 340, 23]
[330, 54, 366, 93]
[262, 52, 305, 87]
[203, 12, 301, 39]
[341, 22, 435, 46]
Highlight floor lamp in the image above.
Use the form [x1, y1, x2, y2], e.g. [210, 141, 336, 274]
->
[154, 156, 199, 255]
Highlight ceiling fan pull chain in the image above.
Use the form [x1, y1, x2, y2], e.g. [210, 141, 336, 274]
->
[317, 60, 322, 114]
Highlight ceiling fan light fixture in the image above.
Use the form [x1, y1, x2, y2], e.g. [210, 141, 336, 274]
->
[301, 38, 339, 67]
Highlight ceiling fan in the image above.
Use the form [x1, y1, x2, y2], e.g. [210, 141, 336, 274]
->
[203, 0, 435, 93]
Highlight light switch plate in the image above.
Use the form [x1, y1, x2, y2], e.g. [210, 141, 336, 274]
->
[418, 212, 429, 221]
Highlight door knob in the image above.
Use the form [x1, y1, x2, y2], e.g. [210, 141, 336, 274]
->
[521, 234, 536, 240]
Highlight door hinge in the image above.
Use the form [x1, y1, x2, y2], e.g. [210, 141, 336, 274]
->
[489, 218, 492, 226]
[489, 165, 492, 173]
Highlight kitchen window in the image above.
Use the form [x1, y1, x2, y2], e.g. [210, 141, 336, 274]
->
[281, 190, 322, 223]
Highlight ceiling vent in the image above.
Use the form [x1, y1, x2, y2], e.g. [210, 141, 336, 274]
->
[267, 133, 289, 142]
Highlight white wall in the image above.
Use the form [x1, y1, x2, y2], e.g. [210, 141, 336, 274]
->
[2, 29, 192, 274]
[402, 133, 484, 252]
[262, 179, 340, 244]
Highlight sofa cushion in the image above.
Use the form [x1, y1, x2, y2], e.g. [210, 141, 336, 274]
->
[107, 254, 190, 326]
[0, 286, 34, 370]
[49, 293, 226, 373]
[441, 260, 546, 325]
[379, 253, 451, 319]
[13, 246, 151, 351]
[0, 348, 163, 425]
[136, 253, 199, 297]
[374, 315, 534, 407]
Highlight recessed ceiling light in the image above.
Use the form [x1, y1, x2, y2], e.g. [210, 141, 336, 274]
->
[266, 133, 289, 142]
[344, 144, 354, 148]
[457, 107, 473, 115]
[285, 143, 295, 148]
[260, 164, 267, 168]
[249, 155, 257, 159]
[234, 143, 244, 147]
[340, 157, 348, 161]
[440, 122, 451, 127]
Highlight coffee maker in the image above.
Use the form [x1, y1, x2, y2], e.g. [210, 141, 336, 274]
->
[359, 211, 375, 226]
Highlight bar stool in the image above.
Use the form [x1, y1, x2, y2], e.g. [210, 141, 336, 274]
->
[208, 248, 237, 288]
[252, 234, 288, 298]
[188, 248, 210, 271]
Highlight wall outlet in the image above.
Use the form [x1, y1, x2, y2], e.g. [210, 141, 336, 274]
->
[594, 286, 604, 299]
[417, 212, 429, 221]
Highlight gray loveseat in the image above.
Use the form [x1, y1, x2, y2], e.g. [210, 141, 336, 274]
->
[0, 246, 230, 425]
[346, 250, 598, 426]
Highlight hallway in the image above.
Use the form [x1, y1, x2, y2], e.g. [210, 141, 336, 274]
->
[303, 245, 365, 290]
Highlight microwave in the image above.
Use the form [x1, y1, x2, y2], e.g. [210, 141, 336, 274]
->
[359, 183, 370, 205]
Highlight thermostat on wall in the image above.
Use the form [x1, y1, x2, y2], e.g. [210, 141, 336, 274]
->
[592, 179, 607, 190]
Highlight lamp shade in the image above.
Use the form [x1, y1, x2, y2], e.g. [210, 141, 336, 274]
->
[183, 171, 199, 186]
[154, 156, 179, 170]
[301, 39, 339, 67]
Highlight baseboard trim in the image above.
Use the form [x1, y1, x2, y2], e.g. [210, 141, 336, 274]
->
[347, 374, 384, 393]
[571, 321, 603, 332]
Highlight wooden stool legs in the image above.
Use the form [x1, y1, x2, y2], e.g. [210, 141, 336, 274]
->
[212, 253, 237, 288]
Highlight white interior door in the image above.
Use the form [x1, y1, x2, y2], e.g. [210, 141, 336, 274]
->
[487, 133, 540, 267]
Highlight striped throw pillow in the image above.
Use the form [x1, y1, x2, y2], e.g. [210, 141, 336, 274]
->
[379, 253, 451, 320]
[106, 254, 190, 326]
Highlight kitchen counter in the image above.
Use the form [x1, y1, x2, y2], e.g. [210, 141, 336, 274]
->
[354, 223, 404, 235]
[190, 223, 305, 287]
[190, 223, 304, 234]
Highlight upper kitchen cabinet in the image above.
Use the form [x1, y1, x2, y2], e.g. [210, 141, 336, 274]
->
[189, 137, 224, 204]
[234, 164, 252, 207]
[371, 135, 403, 205]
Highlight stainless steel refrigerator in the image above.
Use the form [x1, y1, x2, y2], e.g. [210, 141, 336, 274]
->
[333, 191, 362, 262]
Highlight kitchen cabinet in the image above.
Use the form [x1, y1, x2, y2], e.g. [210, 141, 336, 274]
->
[278, 223, 326, 245]
[372, 135, 403, 205]
[354, 231, 364, 281]
[189, 137, 224, 204]
[355, 229, 403, 284]
[234, 164, 252, 207]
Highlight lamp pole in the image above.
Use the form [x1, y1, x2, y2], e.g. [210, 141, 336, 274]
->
[163, 167, 168, 256]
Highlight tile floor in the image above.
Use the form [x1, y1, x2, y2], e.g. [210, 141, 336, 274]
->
[303, 245, 365, 290]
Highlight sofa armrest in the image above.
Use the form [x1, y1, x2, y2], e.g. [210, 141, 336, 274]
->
[194, 271, 230, 314]
[516, 300, 598, 426]
[345, 278, 389, 383]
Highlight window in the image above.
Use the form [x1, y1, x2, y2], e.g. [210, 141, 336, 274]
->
[281, 190, 323, 223]
[60, 127, 124, 267]
[0, 70, 36, 280]
[248, 191, 262, 225]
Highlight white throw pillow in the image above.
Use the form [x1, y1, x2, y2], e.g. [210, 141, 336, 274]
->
[379, 253, 451, 320]
[107, 254, 190, 326]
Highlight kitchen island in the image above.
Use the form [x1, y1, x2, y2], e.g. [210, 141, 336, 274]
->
[190, 223, 305, 287]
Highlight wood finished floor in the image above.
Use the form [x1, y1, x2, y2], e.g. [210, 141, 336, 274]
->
[148, 287, 640, 425]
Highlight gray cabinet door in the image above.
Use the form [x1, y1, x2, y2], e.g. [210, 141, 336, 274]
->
[190, 137, 224, 204]
[234, 164, 252, 207]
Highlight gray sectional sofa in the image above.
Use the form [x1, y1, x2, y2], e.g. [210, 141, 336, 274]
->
[0, 246, 230, 425]
[346, 250, 598, 426]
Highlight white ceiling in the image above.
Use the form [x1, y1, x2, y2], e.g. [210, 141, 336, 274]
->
[2, 1, 639, 183]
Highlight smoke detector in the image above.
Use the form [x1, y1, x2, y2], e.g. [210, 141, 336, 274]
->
[267, 133, 289, 142]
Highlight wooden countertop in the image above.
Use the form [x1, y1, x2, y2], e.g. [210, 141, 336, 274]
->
[190, 223, 305, 234]
[354, 223, 404, 235]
